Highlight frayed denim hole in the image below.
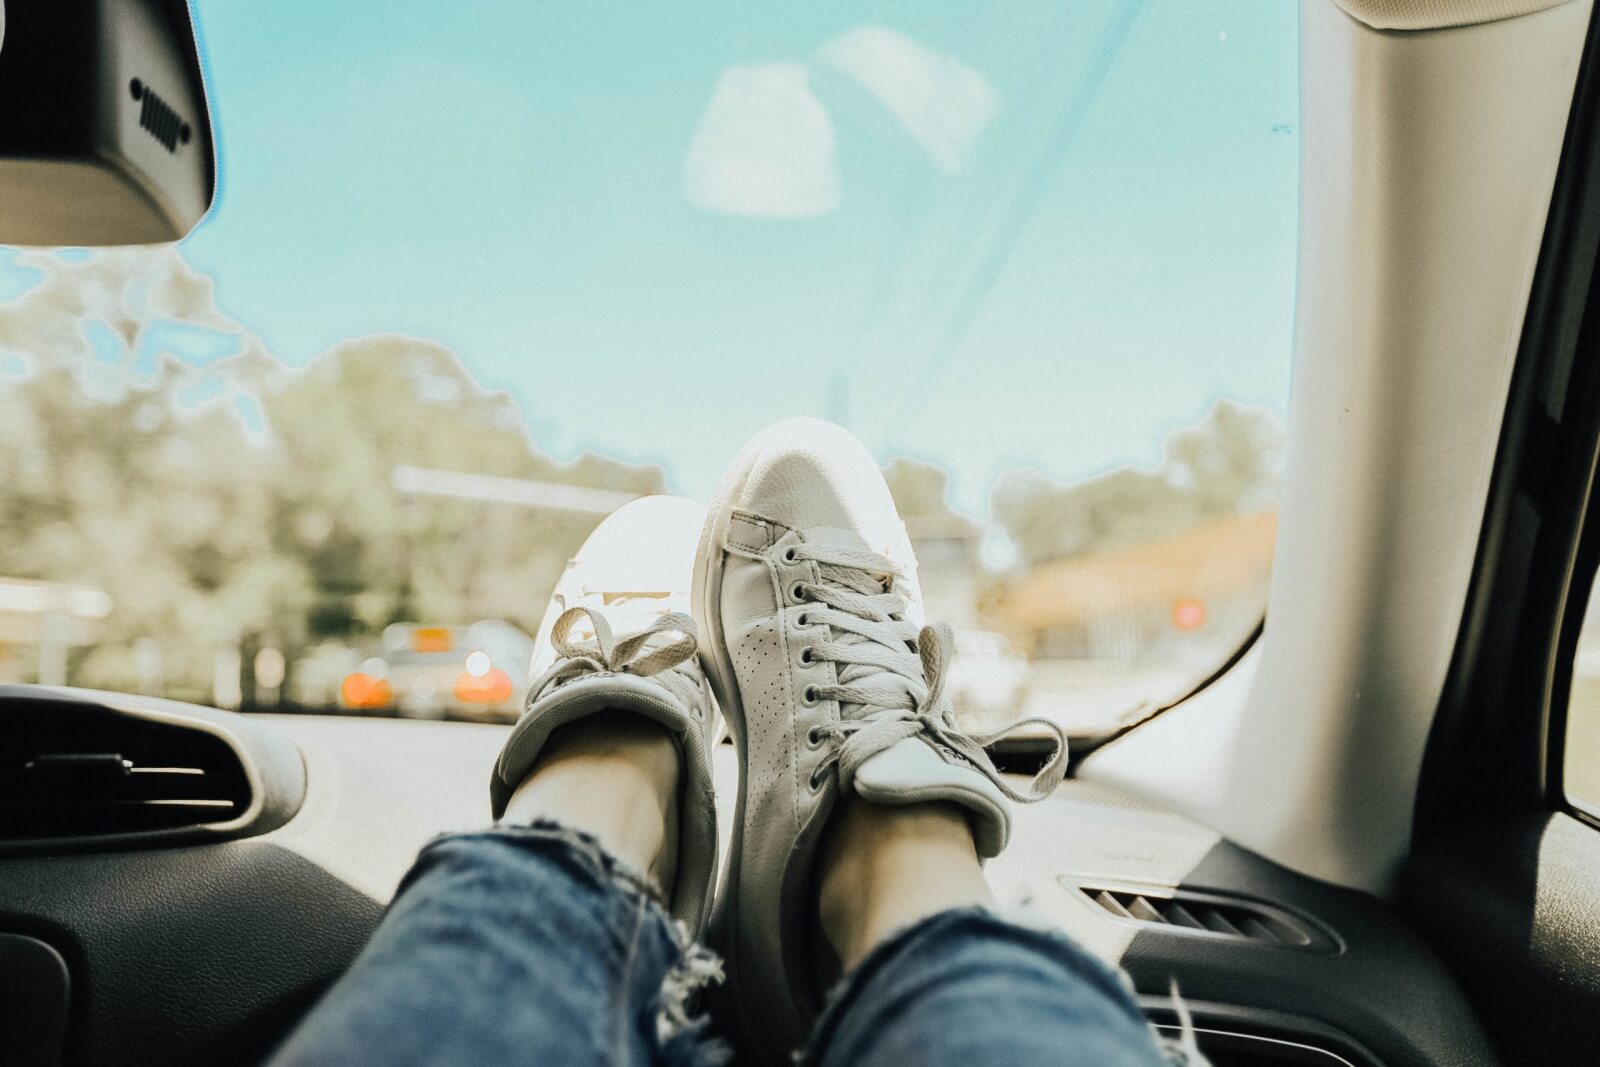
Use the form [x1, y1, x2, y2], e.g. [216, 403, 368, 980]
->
[655, 932, 732, 1067]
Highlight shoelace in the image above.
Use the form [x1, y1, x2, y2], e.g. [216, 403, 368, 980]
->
[793, 541, 1067, 802]
[527, 606, 703, 713]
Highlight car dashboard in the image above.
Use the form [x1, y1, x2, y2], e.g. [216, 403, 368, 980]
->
[0, 689, 1497, 1066]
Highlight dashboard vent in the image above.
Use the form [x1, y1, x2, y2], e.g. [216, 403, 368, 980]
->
[0, 712, 250, 839]
[1072, 882, 1336, 952]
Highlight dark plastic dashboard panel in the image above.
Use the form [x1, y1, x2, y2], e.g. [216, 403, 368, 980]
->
[1404, 813, 1600, 1064]
[1140, 998, 1384, 1067]
[986, 778, 1499, 1067]
[0, 932, 72, 1067]
[1118, 840, 1498, 1067]
[0, 839, 381, 1065]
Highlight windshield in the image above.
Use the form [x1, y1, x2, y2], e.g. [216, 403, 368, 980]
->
[0, 1, 1296, 733]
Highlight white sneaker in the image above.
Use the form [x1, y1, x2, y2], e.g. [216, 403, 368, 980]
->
[692, 419, 1065, 1059]
[491, 495, 720, 935]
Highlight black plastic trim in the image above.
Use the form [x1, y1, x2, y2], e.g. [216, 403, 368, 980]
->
[1403, 813, 1600, 1063]
[0, 933, 71, 1067]
[1415, 0, 1600, 836]
[1071, 878, 1342, 954]
[1401, 6, 1600, 1063]
[1123, 838, 1498, 1067]
[1138, 998, 1383, 1067]
[0, 839, 382, 1065]
[0, 685, 306, 854]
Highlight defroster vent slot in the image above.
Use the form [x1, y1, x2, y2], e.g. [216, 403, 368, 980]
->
[1069, 880, 1338, 953]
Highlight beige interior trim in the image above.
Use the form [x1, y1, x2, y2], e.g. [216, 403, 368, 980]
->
[1334, 0, 1572, 30]
[1081, 0, 1592, 894]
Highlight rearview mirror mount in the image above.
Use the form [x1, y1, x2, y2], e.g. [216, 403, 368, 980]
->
[0, 0, 215, 246]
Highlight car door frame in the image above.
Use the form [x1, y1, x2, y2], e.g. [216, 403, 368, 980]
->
[1406, 2, 1600, 1060]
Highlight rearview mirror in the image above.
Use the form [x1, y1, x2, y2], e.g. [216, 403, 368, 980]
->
[0, 0, 215, 246]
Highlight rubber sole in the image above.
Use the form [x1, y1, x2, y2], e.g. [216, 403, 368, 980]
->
[691, 430, 765, 1049]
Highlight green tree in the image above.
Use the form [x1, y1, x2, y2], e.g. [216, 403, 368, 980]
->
[0, 248, 663, 696]
[882, 457, 960, 520]
[991, 399, 1282, 569]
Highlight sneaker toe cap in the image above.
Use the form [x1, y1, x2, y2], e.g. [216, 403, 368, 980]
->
[735, 417, 906, 551]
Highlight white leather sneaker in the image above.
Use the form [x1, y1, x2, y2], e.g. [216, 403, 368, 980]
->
[693, 418, 1065, 1060]
[491, 495, 720, 936]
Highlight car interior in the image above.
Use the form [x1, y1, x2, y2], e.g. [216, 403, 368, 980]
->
[4, 0, 1600, 1064]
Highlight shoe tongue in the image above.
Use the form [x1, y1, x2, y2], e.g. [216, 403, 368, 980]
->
[803, 525, 874, 554]
[803, 525, 925, 626]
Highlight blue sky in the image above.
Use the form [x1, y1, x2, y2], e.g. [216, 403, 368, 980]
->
[10, 0, 1299, 513]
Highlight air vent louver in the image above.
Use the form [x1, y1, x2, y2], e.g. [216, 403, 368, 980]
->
[1, 710, 250, 839]
[1071, 882, 1336, 952]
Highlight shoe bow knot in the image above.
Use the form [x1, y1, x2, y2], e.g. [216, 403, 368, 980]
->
[529, 606, 702, 707]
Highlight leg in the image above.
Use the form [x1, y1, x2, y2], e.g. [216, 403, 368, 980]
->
[693, 418, 1168, 1061]
[816, 798, 993, 973]
[276, 499, 724, 1065]
[803, 795, 1170, 1067]
[270, 714, 721, 1067]
[502, 710, 683, 891]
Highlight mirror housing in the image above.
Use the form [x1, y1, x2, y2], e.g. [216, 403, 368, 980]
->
[0, 0, 215, 246]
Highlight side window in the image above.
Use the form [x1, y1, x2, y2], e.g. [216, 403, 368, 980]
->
[1567, 589, 1600, 814]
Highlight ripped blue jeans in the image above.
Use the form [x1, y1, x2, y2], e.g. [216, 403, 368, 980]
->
[269, 823, 1170, 1066]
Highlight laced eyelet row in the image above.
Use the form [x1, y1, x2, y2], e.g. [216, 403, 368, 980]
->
[806, 720, 830, 791]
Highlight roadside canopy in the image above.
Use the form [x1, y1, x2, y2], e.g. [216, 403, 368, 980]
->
[987, 510, 1277, 632]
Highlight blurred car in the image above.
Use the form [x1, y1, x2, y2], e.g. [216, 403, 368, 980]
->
[946, 628, 1029, 732]
[289, 641, 363, 711]
[339, 620, 534, 723]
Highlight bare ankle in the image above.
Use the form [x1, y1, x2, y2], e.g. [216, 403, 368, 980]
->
[501, 711, 680, 881]
[817, 797, 994, 973]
